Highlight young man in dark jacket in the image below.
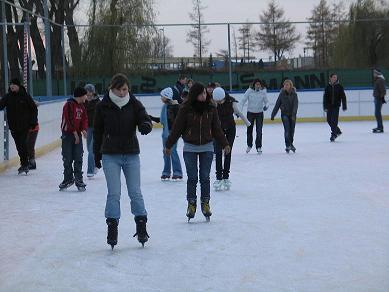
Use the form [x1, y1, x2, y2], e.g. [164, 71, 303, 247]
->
[172, 75, 187, 104]
[0, 78, 38, 174]
[323, 73, 347, 141]
[59, 87, 88, 191]
[372, 69, 387, 133]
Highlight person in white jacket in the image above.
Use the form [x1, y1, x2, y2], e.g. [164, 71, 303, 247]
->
[240, 79, 269, 154]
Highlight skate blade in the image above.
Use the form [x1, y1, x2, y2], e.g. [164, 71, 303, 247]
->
[110, 245, 115, 250]
[205, 217, 210, 222]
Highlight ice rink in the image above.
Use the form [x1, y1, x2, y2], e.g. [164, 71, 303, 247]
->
[1, 121, 388, 292]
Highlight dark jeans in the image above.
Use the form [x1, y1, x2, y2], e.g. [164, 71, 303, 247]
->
[246, 112, 264, 148]
[326, 107, 341, 135]
[61, 132, 84, 181]
[183, 151, 213, 202]
[281, 115, 296, 147]
[26, 130, 39, 160]
[215, 126, 236, 180]
[10, 130, 29, 167]
[375, 98, 383, 130]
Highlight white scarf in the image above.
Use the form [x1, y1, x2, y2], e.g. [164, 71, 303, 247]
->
[109, 90, 130, 109]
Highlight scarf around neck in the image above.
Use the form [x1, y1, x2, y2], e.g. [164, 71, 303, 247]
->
[109, 90, 130, 109]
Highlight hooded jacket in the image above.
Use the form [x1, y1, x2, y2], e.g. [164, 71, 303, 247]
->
[0, 86, 38, 132]
[241, 87, 269, 113]
[271, 88, 299, 119]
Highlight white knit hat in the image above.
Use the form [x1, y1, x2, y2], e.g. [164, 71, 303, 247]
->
[160, 87, 173, 100]
[212, 87, 225, 101]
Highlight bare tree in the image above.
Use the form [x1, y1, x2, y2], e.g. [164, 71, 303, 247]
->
[256, 0, 300, 63]
[238, 21, 255, 63]
[186, 0, 210, 66]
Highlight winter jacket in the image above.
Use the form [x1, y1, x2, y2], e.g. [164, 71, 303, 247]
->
[165, 101, 229, 150]
[85, 96, 100, 128]
[172, 82, 185, 104]
[241, 87, 269, 113]
[0, 86, 38, 132]
[271, 88, 299, 119]
[93, 93, 152, 155]
[160, 102, 180, 138]
[61, 98, 88, 134]
[373, 77, 386, 101]
[217, 94, 250, 129]
[323, 82, 347, 110]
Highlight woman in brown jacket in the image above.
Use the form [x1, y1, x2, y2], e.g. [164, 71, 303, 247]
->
[165, 82, 230, 222]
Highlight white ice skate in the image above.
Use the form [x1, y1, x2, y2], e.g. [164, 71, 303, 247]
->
[256, 147, 262, 154]
[213, 180, 223, 191]
[223, 179, 231, 191]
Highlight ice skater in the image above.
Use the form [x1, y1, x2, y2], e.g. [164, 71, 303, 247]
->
[159, 87, 183, 181]
[372, 69, 387, 133]
[212, 87, 251, 191]
[84, 84, 100, 178]
[59, 87, 88, 191]
[323, 73, 347, 142]
[0, 78, 38, 175]
[271, 79, 299, 153]
[164, 82, 230, 222]
[240, 79, 269, 154]
[93, 73, 152, 249]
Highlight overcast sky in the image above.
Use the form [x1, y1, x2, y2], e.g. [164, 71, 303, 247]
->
[153, 0, 355, 59]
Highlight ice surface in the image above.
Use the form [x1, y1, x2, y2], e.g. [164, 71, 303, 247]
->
[1, 121, 388, 292]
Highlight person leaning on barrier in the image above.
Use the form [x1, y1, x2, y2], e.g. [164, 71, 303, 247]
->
[0, 78, 38, 175]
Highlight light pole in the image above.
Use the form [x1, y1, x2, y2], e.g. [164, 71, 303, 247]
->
[159, 27, 165, 70]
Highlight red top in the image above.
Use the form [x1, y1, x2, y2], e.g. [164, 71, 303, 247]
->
[61, 99, 88, 134]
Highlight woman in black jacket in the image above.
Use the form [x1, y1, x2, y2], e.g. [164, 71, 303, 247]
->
[271, 79, 299, 153]
[93, 73, 152, 249]
[0, 78, 38, 174]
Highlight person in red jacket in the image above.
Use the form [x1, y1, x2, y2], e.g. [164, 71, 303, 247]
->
[59, 87, 88, 191]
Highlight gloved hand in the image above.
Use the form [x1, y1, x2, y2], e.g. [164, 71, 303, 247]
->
[263, 106, 268, 111]
[139, 122, 152, 135]
[271, 116, 275, 121]
[95, 152, 102, 169]
[342, 106, 347, 111]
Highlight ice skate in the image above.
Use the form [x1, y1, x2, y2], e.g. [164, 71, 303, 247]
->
[201, 201, 212, 222]
[290, 144, 296, 153]
[256, 147, 262, 154]
[223, 179, 231, 191]
[133, 216, 149, 247]
[285, 146, 291, 153]
[372, 128, 384, 133]
[75, 179, 86, 192]
[186, 200, 196, 222]
[160, 174, 170, 181]
[246, 146, 252, 153]
[213, 180, 223, 191]
[106, 218, 118, 250]
[171, 175, 183, 182]
[28, 159, 36, 170]
[18, 166, 29, 175]
[59, 179, 74, 191]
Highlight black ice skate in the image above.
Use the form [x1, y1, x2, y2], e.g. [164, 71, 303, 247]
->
[106, 218, 118, 250]
[28, 159, 36, 170]
[18, 166, 29, 175]
[372, 128, 384, 133]
[285, 146, 291, 153]
[186, 200, 197, 222]
[290, 144, 296, 153]
[201, 200, 212, 222]
[75, 179, 86, 192]
[133, 216, 149, 247]
[59, 179, 74, 191]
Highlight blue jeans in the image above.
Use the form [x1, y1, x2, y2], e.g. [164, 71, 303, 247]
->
[183, 151, 213, 202]
[86, 127, 95, 174]
[375, 98, 383, 130]
[61, 132, 83, 181]
[102, 154, 147, 220]
[281, 115, 296, 147]
[162, 136, 182, 176]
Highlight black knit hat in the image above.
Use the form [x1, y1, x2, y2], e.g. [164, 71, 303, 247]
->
[10, 78, 22, 87]
[74, 87, 87, 98]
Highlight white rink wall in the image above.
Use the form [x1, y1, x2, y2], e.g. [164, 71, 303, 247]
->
[0, 88, 388, 163]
